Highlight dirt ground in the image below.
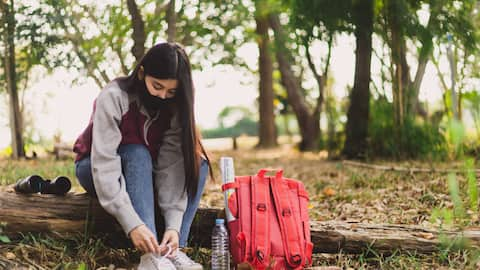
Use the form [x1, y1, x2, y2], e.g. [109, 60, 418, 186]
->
[1, 144, 480, 269]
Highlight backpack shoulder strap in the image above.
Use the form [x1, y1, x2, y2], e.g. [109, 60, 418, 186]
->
[270, 174, 304, 269]
[250, 172, 271, 268]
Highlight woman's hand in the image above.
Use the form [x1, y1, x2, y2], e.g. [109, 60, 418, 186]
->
[129, 224, 161, 254]
[160, 229, 180, 256]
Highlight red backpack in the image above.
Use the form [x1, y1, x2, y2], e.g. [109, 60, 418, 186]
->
[222, 169, 314, 269]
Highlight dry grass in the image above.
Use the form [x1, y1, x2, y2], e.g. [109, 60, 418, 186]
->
[1, 141, 480, 269]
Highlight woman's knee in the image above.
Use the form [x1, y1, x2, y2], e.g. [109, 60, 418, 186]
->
[118, 144, 152, 170]
[75, 158, 97, 196]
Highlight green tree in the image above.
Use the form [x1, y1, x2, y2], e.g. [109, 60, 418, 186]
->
[290, 0, 374, 156]
[1, 0, 61, 158]
[270, 0, 338, 151]
[1, 0, 24, 158]
[381, 0, 477, 146]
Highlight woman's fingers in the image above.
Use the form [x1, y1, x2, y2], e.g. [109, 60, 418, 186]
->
[150, 236, 162, 254]
[129, 225, 163, 254]
[160, 230, 179, 257]
[137, 241, 146, 253]
[144, 238, 156, 253]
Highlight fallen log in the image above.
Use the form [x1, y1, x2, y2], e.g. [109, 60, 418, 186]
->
[1, 190, 480, 255]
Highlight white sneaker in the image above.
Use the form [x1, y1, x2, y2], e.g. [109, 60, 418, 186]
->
[168, 250, 203, 270]
[138, 252, 176, 270]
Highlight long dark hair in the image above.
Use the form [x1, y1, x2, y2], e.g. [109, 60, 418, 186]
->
[115, 42, 211, 198]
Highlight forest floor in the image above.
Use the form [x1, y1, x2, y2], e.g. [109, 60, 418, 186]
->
[1, 140, 480, 269]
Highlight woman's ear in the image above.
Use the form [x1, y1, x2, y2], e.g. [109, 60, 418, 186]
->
[138, 66, 145, 80]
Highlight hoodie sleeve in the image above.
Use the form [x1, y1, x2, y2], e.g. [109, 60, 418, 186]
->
[91, 87, 144, 236]
[153, 113, 187, 233]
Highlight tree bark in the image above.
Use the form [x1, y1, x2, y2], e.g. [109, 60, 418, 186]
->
[409, 42, 431, 118]
[1, 191, 480, 255]
[126, 0, 146, 63]
[386, 0, 407, 149]
[407, 2, 441, 119]
[342, 0, 373, 159]
[166, 0, 176, 42]
[255, 4, 277, 148]
[1, 0, 25, 159]
[269, 14, 320, 151]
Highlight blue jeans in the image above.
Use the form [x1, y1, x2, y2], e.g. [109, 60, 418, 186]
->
[75, 144, 208, 247]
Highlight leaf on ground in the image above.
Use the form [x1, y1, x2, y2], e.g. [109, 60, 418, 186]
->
[415, 232, 435, 240]
[5, 251, 15, 259]
[323, 187, 336, 196]
[0, 235, 11, 243]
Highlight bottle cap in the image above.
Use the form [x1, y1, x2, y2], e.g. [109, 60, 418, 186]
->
[215, 219, 225, 224]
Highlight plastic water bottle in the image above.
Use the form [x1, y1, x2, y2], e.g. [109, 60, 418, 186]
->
[211, 219, 230, 270]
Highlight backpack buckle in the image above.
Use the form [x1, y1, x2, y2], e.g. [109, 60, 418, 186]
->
[256, 249, 265, 261]
[291, 254, 302, 265]
[256, 203, 267, 212]
[282, 208, 291, 216]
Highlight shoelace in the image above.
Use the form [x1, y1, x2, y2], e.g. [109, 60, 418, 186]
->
[148, 245, 174, 270]
[171, 250, 196, 266]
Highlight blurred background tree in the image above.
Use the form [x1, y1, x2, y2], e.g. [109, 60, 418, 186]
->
[1, 0, 479, 160]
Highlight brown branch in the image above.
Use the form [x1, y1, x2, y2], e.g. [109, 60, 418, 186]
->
[126, 0, 146, 63]
[166, 0, 176, 42]
[79, 2, 129, 75]
[51, 2, 109, 88]
[342, 160, 480, 173]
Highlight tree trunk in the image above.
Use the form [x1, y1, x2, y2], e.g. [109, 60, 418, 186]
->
[255, 4, 277, 148]
[269, 14, 319, 151]
[126, 0, 146, 63]
[1, 0, 25, 159]
[408, 42, 431, 118]
[1, 191, 480, 255]
[326, 89, 336, 157]
[386, 0, 407, 149]
[166, 0, 176, 42]
[342, 0, 373, 159]
[304, 34, 333, 152]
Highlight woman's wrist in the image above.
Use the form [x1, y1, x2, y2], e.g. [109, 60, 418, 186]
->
[165, 227, 180, 236]
[128, 223, 146, 237]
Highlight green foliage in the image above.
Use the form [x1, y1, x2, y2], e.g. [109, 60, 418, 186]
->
[431, 207, 454, 226]
[447, 173, 465, 220]
[290, 0, 352, 40]
[202, 105, 258, 138]
[444, 119, 466, 159]
[202, 118, 258, 138]
[438, 233, 472, 261]
[0, 157, 75, 186]
[431, 161, 480, 228]
[179, 0, 255, 70]
[217, 106, 255, 129]
[465, 159, 478, 212]
[0, 222, 11, 244]
[368, 98, 447, 159]
[463, 91, 480, 138]
[76, 263, 87, 270]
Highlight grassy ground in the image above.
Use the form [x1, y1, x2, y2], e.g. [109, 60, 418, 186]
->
[1, 141, 480, 269]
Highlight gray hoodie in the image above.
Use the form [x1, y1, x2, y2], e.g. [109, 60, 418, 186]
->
[74, 81, 187, 236]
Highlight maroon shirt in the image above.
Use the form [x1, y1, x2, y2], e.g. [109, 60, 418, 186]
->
[73, 94, 173, 162]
